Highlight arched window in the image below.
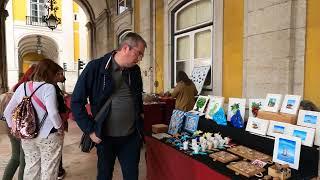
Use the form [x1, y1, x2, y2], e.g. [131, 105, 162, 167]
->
[117, 0, 132, 14]
[173, 0, 213, 90]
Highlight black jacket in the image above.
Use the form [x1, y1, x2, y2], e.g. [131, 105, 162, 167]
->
[71, 52, 144, 138]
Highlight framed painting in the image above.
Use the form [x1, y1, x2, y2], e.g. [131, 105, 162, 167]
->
[227, 98, 246, 122]
[249, 99, 265, 118]
[245, 117, 270, 136]
[184, 112, 200, 133]
[205, 96, 225, 120]
[168, 109, 186, 135]
[262, 94, 283, 113]
[280, 95, 301, 115]
[190, 65, 211, 95]
[192, 95, 209, 113]
[273, 134, 301, 170]
[297, 110, 320, 129]
[287, 125, 315, 147]
[267, 121, 291, 137]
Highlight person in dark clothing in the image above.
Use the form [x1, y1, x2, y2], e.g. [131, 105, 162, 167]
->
[71, 32, 146, 180]
[53, 66, 69, 179]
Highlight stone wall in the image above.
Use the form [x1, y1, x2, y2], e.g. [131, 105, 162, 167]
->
[244, 0, 306, 98]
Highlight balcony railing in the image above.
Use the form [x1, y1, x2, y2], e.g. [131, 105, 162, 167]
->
[25, 16, 47, 27]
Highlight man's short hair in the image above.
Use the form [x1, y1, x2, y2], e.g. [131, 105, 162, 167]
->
[119, 32, 147, 50]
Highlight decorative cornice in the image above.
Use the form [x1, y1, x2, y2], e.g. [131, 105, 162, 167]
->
[112, 8, 133, 23]
[94, 9, 111, 26]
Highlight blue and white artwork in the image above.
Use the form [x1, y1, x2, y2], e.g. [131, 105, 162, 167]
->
[286, 99, 296, 109]
[273, 125, 285, 134]
[293, 130, 307, 141]
[288, 125, 315, 147]
[280, 95, 301, 115]
[277, 138, 296, 164]
[184, 112, 200, 133]
[297, 110, 320, 129]
[273, 134, 301, 170]
[168, 109, 186, 135]
[267, 121, 290, 137]
[304, 115, 317, 124]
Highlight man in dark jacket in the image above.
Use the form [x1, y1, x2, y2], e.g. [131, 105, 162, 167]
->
[71, 32, 146, 180]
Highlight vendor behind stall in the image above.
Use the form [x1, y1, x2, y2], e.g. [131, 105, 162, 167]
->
[168, 71, 198, 111]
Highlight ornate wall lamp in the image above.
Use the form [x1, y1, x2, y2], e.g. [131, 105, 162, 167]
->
[42, 0, 61, 30]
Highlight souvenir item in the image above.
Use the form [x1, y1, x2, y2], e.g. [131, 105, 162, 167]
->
[205, 96, 225, 119]
[251, 159, 267, 168]
[227, 145, 272, 162]
[152, 133, 172, 140]
[210, 151, 239, 163]
[267, 121, 291, 137]
[184, 112, 200, 133]
[245, 117, 270, 136]
[280, 95, 301, 115]
[268, 164, 291, 179]
[227, 98, 246, 122]
[249, 99, 265, 117]
[287, 125, 315, 147]
[190, 65, 211, 94]
[183, 141, 189, 150]
[212, 107, 227, 126]
[273, 134, 301, 170]
[168, 109, 186, 135]
[262, 94, 283, 113]
[230, 109, 244, 128]
[192, 95, 209, 113]
[152, 124, 168, 133]
[227, 160, 265, 178]
[297, 110, 320, 129]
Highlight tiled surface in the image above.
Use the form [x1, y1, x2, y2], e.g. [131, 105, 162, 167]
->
[0, 120, 147, 180]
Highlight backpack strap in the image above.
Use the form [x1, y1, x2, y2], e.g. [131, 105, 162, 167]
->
[28, 82, 47, 111]
[28, 82, 48, 130]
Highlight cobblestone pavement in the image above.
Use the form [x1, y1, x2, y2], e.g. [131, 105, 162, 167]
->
[0, 120, 146, 180]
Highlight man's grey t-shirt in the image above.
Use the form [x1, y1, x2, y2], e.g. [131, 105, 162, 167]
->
[103, 59, 135, 137]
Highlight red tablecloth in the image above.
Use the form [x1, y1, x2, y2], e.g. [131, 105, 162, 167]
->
[143, 103, 165, 132]
[145, 136, 230, 180]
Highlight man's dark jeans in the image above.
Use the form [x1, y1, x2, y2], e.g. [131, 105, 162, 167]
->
[96, 131, 142, 180]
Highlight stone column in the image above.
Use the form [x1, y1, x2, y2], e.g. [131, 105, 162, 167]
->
[0, 7, 9, 93]
[86, 21, 96, 59]
[139, 0, 153, 93]
[244, 0, 306, 98]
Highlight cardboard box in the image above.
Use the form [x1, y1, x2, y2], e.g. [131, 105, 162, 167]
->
[257, 111, 297, 125]
[152, 124, 168, 133]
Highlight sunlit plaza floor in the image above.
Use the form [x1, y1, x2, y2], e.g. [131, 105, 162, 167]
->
[0, 120, 147, 180]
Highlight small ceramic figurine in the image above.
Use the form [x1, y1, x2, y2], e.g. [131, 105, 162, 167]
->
[183, 141, 189, 150]
[194, 144, 199, 154]
[207, 141, 213, 150]
[224, 137, 231, 145]
[201, 142, 207, 152]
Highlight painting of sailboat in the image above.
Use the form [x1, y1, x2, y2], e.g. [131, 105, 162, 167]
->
[277, 138, 296, 164]
[273, 135, 301, 169]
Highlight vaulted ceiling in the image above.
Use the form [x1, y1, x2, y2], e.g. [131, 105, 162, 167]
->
[73, 0, 115, 22]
